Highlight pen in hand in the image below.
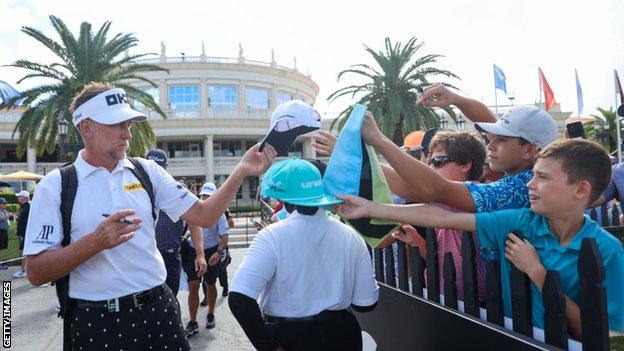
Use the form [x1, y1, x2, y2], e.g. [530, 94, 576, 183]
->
[102, 213, 134, 225]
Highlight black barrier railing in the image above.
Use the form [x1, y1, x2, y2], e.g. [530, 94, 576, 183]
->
[360, 230, 613, 350]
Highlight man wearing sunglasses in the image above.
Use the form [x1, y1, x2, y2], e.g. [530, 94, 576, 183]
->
[360, 84, 558, 214]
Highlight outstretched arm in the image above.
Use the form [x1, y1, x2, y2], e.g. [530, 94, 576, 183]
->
[182, 144, 276, 227]
[417, 84, 497, 123]
[361, 113, 476, 211]
[335, 194, 476, 232]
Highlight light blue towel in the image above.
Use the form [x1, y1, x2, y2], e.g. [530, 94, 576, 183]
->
[323, 104, 367, 197]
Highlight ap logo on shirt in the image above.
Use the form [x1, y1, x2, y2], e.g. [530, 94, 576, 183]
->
[33, 225, 56, 245]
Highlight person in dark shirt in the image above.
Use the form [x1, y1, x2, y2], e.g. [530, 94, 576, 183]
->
[147, 149, 207, 296]
[12, 191, 30, 278]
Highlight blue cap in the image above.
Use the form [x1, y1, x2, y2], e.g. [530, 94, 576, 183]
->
[146, 149, 168, 168]
[261, 157, 342, 208]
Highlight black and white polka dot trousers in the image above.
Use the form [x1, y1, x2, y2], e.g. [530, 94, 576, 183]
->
[70, 285, 190, 351]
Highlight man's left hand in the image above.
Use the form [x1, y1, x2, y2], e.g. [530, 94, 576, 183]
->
[208, 252, 220, 266]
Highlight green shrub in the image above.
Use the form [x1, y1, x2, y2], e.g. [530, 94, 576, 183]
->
[0, 193, 16, 204]
[6, 204, 20, 213]
[228, 205, 261, 214]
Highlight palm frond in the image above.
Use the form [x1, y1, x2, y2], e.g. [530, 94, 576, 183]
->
[327, 37, 459, 143]
[10, 15, 161, 157]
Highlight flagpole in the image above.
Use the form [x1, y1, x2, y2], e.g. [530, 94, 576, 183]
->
[615, 70, 622, 162]
[494, 87, 498, 116]
[538, 68, 543, 109]
[493, 64, 499, 116]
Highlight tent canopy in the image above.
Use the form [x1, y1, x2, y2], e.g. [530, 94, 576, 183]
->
[1, 170, 43, 181]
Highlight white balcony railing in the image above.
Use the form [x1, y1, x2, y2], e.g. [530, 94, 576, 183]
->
[214, 156, 242, 169]
[0, 163, 27, 174]
[168, 157, 204, 167]
[169, 108, 201, 119]
[36, 163, 64, 175]
[0, 113, 21, 123]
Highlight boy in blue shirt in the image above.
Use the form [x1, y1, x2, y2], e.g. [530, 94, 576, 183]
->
[337, 139, 624, 337]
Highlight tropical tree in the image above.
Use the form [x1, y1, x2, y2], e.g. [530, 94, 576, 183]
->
[0, 15, 167, 158]
[328, 37, 459, 145]
[587, 107, 620, 153]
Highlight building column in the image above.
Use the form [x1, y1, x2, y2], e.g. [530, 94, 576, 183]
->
[205, 134, 214, 182]
[270, 83, 277, 110]
[242, 178, 251, 201]
[26, 147, 36, 173]
[159, 80, 168, 116]
[239, 80, 247, 116]
[303, 137, 314, 158]
[200, 78, 208, 118]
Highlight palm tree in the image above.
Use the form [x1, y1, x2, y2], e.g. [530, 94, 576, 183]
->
[588, 107, 619, 152]
[0, 15, 167, 158]
[328, 37, 459, 145]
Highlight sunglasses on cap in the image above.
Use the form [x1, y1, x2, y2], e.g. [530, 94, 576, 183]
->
[428, 155, 458, 168]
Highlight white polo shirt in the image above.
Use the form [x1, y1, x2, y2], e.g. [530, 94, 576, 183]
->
[24, 152, 198, 300]
[230, 209, 379, 318]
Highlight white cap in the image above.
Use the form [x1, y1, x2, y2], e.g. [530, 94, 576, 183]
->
[268, 100, 321, 132]
[199, 182, 217, 196]
[15, 190, 30, 198]
[259, 100, 321, 156]
[72, 88, 147, 126]
[475, 106, 558, 149]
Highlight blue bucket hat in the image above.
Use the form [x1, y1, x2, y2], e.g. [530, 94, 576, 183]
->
[261, 158, 342, 208]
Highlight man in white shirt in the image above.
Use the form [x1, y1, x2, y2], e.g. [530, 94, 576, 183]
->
[23, 82, 275, 351]
[229, 158, 379, 351]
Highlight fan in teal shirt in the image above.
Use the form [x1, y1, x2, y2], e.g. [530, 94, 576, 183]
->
[476, 208, 624, 331]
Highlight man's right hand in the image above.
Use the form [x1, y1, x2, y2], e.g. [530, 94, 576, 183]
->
[91, 210, 142, 251]
[238, 143, 277, 177]
[416, 84, 458, 109]
[195, 255, 207, 276]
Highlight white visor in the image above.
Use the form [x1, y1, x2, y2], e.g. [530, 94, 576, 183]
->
[72, 88, 147, 126]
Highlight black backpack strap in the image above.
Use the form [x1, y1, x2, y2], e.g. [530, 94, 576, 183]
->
[59, 164, 78, 351]
[127, 157, 157, 222]
[60, 164, 78, 247]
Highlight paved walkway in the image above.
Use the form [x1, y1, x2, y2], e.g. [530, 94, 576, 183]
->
[6, 248, 254, 350]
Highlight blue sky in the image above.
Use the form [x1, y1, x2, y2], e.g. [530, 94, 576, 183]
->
[1, 0, 623, 117]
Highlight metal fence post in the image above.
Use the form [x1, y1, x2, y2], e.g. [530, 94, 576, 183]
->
[543, 270, 568, 350]
[461, 231, 479, 317]
[443, 252, 458, 310]
[579, 238, 609, 351]
[425, 228, 439, 303]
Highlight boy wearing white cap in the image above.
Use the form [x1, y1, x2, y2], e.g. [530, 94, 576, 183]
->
[23, 82, 275, 350]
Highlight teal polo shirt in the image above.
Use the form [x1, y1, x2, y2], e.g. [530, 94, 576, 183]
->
[476, 208, 624, 331]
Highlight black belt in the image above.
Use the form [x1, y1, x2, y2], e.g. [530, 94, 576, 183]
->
[264, 309, 350, 324]
[74, 284, 164, 311]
